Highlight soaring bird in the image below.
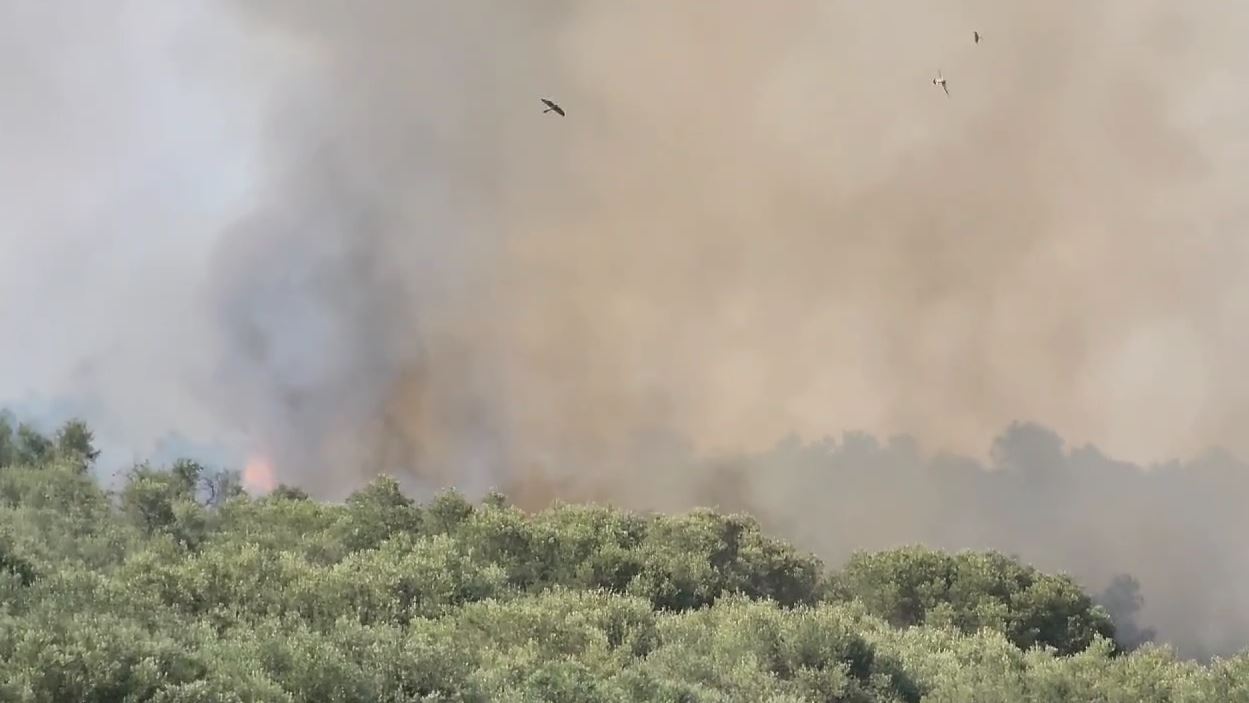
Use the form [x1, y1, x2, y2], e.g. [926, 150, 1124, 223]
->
[974, 31, 981, 44]
[933, 70, 949, 96]
[541, 98, 565, 116]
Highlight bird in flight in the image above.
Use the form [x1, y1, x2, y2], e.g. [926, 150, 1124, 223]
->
[974, 31, 981, 44]
[541, 98, 565, 116]
[933, 70, 949, 96]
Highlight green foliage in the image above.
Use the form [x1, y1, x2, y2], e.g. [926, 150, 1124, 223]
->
[0, 413, 13, 468]
[54, 418, 100, 471]
[835, 546, 1116, 655]
[0, 417, 1245, 702]
[626, 509, 825, 611]
[422, 488, 475, 535]
[0, 538, 35, 586]
[0, 415, 99, 472]
[121, 464, 197, 533]
[337, 475, 424, 552]
[0, 461, 135, 571]
[12, 423, 52, 468]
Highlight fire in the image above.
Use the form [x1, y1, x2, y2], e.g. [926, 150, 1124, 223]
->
[242, 455, 278, 493]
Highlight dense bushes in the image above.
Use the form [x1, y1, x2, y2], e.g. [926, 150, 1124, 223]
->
[835, 547, 1115, 655]
[1, 418, 1247, 701]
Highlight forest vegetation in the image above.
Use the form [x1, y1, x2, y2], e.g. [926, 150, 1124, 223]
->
[2, 414, 1248, 702]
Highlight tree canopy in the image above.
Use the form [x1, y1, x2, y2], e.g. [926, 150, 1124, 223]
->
[0, 418, 1246, 702]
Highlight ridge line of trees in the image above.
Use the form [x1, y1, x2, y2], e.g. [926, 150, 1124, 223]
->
[1, 415, 1245, 702]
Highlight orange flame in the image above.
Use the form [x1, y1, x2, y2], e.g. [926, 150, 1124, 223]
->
[242, 454, 278, 493]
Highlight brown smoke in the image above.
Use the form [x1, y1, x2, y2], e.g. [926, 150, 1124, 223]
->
[199, 1, 1249, 656]
[216, 1, 1249, 477]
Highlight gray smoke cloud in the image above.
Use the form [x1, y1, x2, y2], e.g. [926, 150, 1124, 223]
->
[5, 0, 1249, 658]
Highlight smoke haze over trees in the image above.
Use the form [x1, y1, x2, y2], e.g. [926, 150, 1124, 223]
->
[649, 421, 1248, 660]
[4, 423, 1249, 701]
[6, 0, 1249, 663]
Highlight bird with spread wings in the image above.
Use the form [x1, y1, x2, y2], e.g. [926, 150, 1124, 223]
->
[541, 98, 565, 116]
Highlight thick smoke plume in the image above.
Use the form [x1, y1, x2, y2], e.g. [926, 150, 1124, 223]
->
[210, 0, 1249, 484]
[5, 0, 1249, 658]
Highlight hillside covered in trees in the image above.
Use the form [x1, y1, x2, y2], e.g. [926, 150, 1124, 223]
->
[2, 416, 1249, 701]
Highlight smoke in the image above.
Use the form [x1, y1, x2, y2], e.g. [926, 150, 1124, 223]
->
[0, 0, 268, 455]
[6, 0, 1249, 657]
[206, 0, 1249, 483]
[624, 422, 1249, 661]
